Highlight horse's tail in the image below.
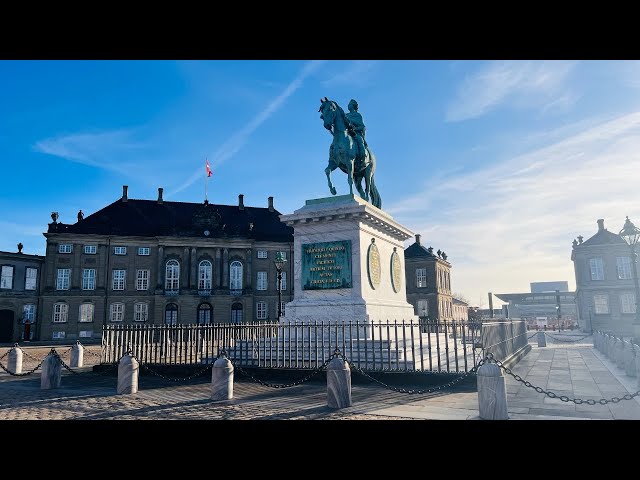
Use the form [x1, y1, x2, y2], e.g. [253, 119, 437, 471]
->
[369, 176, 382, 209]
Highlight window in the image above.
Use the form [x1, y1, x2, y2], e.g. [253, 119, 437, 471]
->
[56, 268, 70, 290]
[110, 303, 125, 322]
[257, 250, 267, 259]
[256, 301, 267, 320]
[198, 260, 212, 290]
[621, 293, 636, 314]
[231, 303, 243, 323]
[165, 303, 178, 325]
[82, 268, 96, 290]
[79, 303, 94, 322]
[79, 331, 93, 338]
[112, 269, 126, 290]
[617, 257, 633, 280]
[138, 247, 150, 256]
[280, 302, 286, 317]
[23, 304, 36, 323]
[594, 294, 609, 314]
[416, 268, 427, 288]
[590, 257, 604, 281]
[418, 299, 428, 318]
[1, 266, 14, 289]
[134, 303, 148, 322]
[84, 245, 97, 254]
[53, 303, 68, 323]
[114, 246, 127, 255]
[58, 244, 72, 253]
[257, 271, 267, 290]
[279, 271, 287, 291]
[230, 261, 243, 290]
[165, 260, 180, 290]
[136, 269, 149, 291]
[198, 303, 212, 325]
[52, 331, 66, 340]
[25, 267, 37, 290]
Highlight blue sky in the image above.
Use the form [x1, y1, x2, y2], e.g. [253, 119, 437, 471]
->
[2, 60, 640, 307]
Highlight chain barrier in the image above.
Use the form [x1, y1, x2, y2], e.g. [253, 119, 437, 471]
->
[0, 356, 46, 377]
[544, 333, 593, 343]
[0, 350, 9, 362]
[490, 354, 640, 405]
[527, 332, 538, 340]
[136, 359, 213, 382]
[20, 350, 46, 362]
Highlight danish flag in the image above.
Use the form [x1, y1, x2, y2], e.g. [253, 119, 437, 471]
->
[206, 159, 212, 177]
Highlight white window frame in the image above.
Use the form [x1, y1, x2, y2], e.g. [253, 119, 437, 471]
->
[0, 266, 14, 289]
[58, 244, 73, 254]
[418, 299, 428, 318]
[198, 260, 212, 290]
[280, 301, 286, 317]
[53, 303, 68, 323]
[594, 294, 609, 314]
[52, 331, 66, 339]
[136, 269, 149, 291]
[257, 271, 267, 291]
[83, 245, 97, 255]
[79, 303, 94, 323]
[256, 301, 267, 320]
[25, 267, 37, 290]
[112, 269, 126, 291]
[113, 246, 127, 255]
[257, 250, 268, 259]
[617, 257, 633, 280]
[110, 303, 125, 322]
[23, 304, 36, 323]
[230, 261, 243, 290]
[590, 257, 604, 281]
[165, 303, 178, 325]
[621, 293, 636, 314]
[79, 331, 93, 338]
[279, 271, 287, 291]
[56, 268, 70, 290]
[416, 268, 427, 288]
[134, 303, 148, 322]
[137, 247, 150, 256]
[82, 268, 96, 290]
[165, 260, 180, 290]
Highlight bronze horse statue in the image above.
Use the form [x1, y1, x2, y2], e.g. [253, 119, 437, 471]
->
[318, 97, 381, 209]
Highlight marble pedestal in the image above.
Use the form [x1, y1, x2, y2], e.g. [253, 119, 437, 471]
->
[280, 195, 417, 327]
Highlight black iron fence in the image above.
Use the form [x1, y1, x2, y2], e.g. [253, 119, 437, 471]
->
[101, 319, 520, 373]
[479, 319, 528, 363]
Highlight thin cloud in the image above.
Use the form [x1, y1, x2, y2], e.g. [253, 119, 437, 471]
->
[446, 61, 578, 122]
[389, 110, 640, 305]
[168, 60, 326, 197]
[321, 61, 378, 87]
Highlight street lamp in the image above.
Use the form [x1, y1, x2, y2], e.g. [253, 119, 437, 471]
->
[555, 289, 562, 332]
[619, 216, 640, 326]
[274, 251, 287, 321]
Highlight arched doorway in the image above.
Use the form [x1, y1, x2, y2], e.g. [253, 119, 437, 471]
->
[197, 303, 212, 325]
[231, 303, 243, 323]
[0, 310, 14, 343]
[165, 303, 178, 325]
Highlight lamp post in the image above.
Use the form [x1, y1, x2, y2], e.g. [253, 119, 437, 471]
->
[619, 217, 640, 333]
[274, 252, 287, 321]
[555, 289, 561, 332]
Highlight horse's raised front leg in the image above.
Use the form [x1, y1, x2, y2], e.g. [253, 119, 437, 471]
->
[325, 164, 337, 196]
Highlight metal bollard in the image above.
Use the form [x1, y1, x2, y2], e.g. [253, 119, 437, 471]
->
[211, 354, 234, 401]
[41, 351, 62, 389]
[70, 341, 84, 368]
[477, 363, 509, 420]
[537, 331, 546, 347]
[623, 341, 636, 377]
[117, 353, 139, 394]
[7, 344, 23, 374]
[327, 356, 352, 409]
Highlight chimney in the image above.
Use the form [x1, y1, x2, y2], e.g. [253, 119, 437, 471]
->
[238, 194, 244, 210]
[488, 292, 494, 318]
[415, 234, 421, 245]
[122, 185, 128, 202]
[268, 196, 274, 212]
[157, 187, 164, 204]
[597, 219, 605, 231]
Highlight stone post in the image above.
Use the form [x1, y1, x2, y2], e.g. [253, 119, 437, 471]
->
[327, 356, 352, 409]
[117, 353, 139, 394]
[537, 331, 546, 347]
[477, 362, 509, 420]
[615, 338, 626, 369]
[623, 340, 636, 377]
[211, 355, 234, 400]
[635, 345, 640, 388]
[7, 344, 23, 374]
[593, 332, 598, 349]
[41, 350, 62, 389]
[70, 341, 84, 368]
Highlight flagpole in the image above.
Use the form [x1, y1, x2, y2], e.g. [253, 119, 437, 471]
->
[205, 169, 208, 202]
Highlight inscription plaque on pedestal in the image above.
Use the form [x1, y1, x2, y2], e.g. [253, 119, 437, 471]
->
[390, 248, 402, 293]
[302, 240, 352, 290]
[367, 239, 381, 289]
